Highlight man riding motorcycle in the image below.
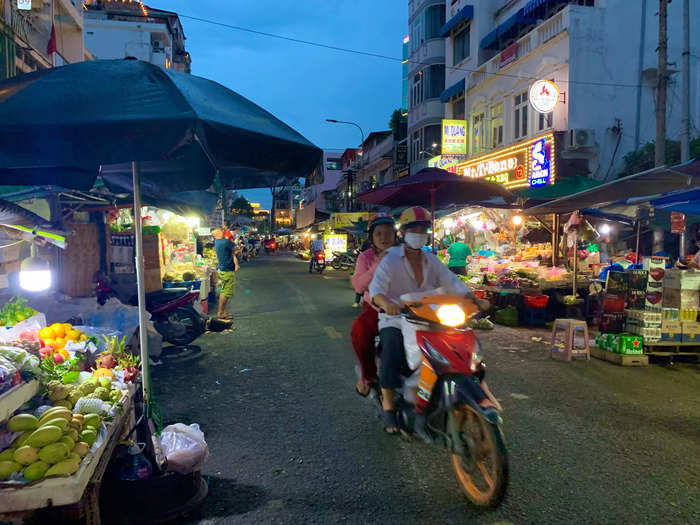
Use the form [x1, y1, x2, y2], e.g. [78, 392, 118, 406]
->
[369, 206, 490, 437]
[309, 235, 326, 273]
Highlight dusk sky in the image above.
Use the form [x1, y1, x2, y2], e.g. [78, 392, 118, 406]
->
[149, 1, 408, 208]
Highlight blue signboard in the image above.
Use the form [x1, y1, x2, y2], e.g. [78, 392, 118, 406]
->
[529, 138, 551, 187]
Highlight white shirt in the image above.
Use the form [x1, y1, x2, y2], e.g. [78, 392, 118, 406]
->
[369, 245, 471, 330]
[310, 239, 325, 252]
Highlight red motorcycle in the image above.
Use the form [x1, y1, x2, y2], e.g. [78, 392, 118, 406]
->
[373, 294, 508, 508]
[93, 272, 205, 346]
[312, 250, 326, 273]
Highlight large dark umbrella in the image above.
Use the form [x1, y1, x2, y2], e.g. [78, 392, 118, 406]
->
[357, 167, 514, 246]
[0, 59, 322, 404]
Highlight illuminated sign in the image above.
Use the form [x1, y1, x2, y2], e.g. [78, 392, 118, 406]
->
[17, 0, 31, 10]
[441, 119, 467, 155]
[324, 234, 347, 259]
[428, 155, 466, 173]
[331, 212, 370, 229]
[529, 80, 559, 114]
[455, 133, 556, 190]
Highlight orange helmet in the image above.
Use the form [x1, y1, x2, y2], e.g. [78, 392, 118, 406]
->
[399, 206, 432, 229]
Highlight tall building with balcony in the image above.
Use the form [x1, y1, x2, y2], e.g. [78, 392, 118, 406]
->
[441, 0, 699, 187]
[84, 0, 191, 73]
[0, 0, 88, 79]
[406, 0, 446, 173]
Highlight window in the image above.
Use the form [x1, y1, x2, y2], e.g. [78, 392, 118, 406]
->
[426, 64, 445, 99]
[424, 125, 442, 155]
[452, 96, 465, 120]
[411, 72, 423, 108]
[453, 25, 470, 65]
[424, 5, 446, 40]
[538, 111, 553, 131]
[490, 103, 503, 148]
[471, 112, 485, 155]
[325, 158, 342, 171]
[411, 17, 422, 53]
[411, 131, 422, 162]
[514, 91, 528, 139]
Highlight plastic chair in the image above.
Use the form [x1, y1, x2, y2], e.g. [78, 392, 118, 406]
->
[551, 318, 590, 361]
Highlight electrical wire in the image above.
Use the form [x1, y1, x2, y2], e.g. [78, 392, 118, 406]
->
[177, 13, 655, 90]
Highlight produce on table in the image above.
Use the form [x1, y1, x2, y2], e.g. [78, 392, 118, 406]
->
[38, 442, 69, 464]
[23, 461, 50, 481]
[13, 446, 40, 465]
[7, 414, 39, 432]
[0, 461, 22, 480]
[0, 297, 37, 326]
[25, 425, 63, 448]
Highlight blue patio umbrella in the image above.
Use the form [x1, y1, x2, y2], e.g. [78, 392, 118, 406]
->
[0, 59, 322, 407]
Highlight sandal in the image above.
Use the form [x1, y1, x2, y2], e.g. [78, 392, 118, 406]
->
[218, 313, 233, 320]
[381, 410, 399, 435]
[355, 380, 377, 398]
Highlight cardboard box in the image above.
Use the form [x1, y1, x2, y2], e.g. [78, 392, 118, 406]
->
[662, 288, 700, 309]
[681, 322, 700, 343]
[661, 321, 682, 342]
[628, 270, 649, 291]
[663, 269, 700, 291]
[600, 313, 624, 333]
[663, 308, 680, 321]
[606, 272, 628, 293]
[612, 334, 644, 355]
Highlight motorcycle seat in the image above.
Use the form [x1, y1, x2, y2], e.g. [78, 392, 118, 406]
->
[145, 288, 190, 307]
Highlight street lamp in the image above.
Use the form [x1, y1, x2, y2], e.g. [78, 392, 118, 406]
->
[325, 119, 366, 212]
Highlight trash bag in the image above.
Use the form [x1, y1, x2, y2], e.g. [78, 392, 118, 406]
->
[160, 423, 209, 475]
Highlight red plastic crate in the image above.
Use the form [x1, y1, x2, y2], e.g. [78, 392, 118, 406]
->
[523, 295, 549, 309]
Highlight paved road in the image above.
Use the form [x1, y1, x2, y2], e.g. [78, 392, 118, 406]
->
[153, 254, 700, 525]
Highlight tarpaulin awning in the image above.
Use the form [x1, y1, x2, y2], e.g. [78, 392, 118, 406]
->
[481, 28, 500, 50]
[523, 159, 700, 215]
[440, 78, 465, 103]
[440, 5, 474, 37]
[480, 8, 537, 49]
[651, 187, 700, 215]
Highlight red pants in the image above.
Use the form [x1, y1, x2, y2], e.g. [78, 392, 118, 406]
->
[351, 301, 379, 384]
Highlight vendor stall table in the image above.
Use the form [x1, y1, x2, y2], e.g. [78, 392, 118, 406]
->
[0, 380, 40, 423]
[0, 391, 133, 523]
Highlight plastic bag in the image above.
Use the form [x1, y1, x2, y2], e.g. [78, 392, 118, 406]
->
[0, 313, 46, 343]
[160, 423, 209, 474]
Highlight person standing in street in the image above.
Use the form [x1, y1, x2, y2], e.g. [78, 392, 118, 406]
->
[212, 228, 239, 320]
[446, 236, 472, 275]
[309, 235, 325, 273]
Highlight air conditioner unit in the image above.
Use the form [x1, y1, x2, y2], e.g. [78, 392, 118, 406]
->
[568, 128, 595, 149]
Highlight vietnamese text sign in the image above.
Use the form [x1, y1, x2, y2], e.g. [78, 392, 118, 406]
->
[331, 212, 369, 229]
[455, 133, 555, 190]
[670, 212, 686, 234]
[324, 234, 347, 258]
[442, 119, 467, 155]
[428, 155, 466, 174]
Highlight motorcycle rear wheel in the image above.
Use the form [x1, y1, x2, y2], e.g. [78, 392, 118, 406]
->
[331, 260, 342, 270]
[161, 307, 202, 347]
[451, 405, 508, 508]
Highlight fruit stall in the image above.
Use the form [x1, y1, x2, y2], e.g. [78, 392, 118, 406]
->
[0, 308, 140, 521]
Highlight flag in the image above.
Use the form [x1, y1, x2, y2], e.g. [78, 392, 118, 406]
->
[47, 23, 56, 55]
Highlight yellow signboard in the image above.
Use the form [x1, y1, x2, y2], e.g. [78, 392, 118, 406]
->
[331, 212, 370, 229]
[324, 233, 347, 259]
[441, 119, 467, 155]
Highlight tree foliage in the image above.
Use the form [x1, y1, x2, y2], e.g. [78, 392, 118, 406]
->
[231, 196, 254, 217]
[618, 137, 700, 178]
[388, 109, 408, 141]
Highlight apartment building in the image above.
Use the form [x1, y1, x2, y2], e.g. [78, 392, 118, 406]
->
[407, 0, 446, 173]
[0, 0, 87, 79]
[84, 0, 191, 73]
[440, 0, 699, 189]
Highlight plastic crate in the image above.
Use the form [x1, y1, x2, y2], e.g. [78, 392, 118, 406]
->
[523, 295, 549, 309]
[163, 280, 201, 290]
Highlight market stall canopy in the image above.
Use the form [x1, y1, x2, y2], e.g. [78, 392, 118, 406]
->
[356, 168, 514, 209]
[650, 187, 700, 215]
[523, 159, 700, 215]
[0, 59, 322, 191]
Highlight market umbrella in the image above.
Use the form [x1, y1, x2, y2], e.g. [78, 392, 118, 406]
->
[357, 167, 514, 246]
[0, 59, 322, 411]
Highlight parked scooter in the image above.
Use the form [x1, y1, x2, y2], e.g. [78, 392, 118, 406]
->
[312, 250, 326, 273]
[93, 272, 205, 346]
[366, 293, 508, 508]
[331, 250, 357, 271]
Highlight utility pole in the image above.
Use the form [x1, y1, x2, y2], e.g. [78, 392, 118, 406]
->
[679, 0, 690, 258]
[654, 0, 668, 168]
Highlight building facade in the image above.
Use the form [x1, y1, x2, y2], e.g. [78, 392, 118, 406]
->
[1, 0, 87, 80]
[440, 0, 699, 186]
[84, 0, 190, 73]
[407, 0, 446, 173]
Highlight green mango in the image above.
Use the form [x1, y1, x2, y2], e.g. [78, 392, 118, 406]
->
[0, 460, 21, 480]
[38, 442, 69, 465]
[23, 461, 50, 481]
[13, 446, 39, 466]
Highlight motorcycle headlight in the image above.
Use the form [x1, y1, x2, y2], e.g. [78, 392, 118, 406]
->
[436, 304, 466, 327]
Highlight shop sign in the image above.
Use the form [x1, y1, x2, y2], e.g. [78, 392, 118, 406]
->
[428, 155, 465, 174]
[324, 233, 347, 258]
[499, 43, 518, 68]
[441, 119, 467, 155]
[529, 80, 559, 113]
[395, 142, 408, 168]
[455, 133, 555, 190]
[670, 212, 686, 234]
[331, 212, 369, 229]
[17, 0, 31, 10]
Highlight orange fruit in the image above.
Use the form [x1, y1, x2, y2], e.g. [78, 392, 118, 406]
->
[66, 329, 81, 342]
[62, 323, 73, 333]
[39, 327, 53, 341]
[43, 338, 56, 347]
[57, 348, 70, 359]
[54, 337, 66, 348]
[50, 323, 65, 339]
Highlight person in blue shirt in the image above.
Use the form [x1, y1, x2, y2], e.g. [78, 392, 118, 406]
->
[213, 228, 239, 319]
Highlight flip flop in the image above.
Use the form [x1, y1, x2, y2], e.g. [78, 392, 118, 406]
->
[355, 382, 372, 397]
[381, 410, 399, 435]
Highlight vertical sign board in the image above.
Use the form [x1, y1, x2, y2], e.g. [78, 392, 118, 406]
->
[441, 119, 467, 155]
[324, 233, 347, 260]
[670, 212, 686, 234]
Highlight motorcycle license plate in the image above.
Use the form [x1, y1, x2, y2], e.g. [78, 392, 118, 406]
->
[192, 301, 204, 315]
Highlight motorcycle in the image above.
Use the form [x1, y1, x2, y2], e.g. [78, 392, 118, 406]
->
[369, 293, 508, 508]
[330, 250, 357, 271]
[93, 272, 205, 347]
[312, 250, 326, 273]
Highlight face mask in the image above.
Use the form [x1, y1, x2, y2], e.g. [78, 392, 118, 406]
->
[404, 232, 428, 250]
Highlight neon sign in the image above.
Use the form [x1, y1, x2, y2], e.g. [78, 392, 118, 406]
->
[529, 138, 551, 187]
[441, 119, 467, 155]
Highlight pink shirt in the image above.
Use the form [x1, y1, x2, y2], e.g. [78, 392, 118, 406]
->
[352, 248, 380, 306]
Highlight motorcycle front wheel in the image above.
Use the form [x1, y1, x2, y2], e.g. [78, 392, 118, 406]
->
[450, 405, 508, 508]
[331, 259, 342, 270]
[160, 306, 202, 346]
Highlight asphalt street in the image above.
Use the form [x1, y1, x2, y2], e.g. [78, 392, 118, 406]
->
[152, 253, 700, 525]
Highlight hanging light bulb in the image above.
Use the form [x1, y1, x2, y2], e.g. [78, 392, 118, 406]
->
[19, 246, 51, 292]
